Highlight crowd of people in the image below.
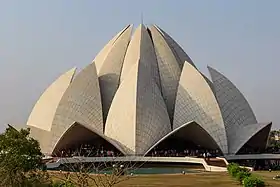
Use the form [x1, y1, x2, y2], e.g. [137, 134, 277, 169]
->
[59, 144, 119, 157]
[57, 144, 280, 158]
[147, 148, 221, 158]
[57, 144, 222, 159]
[237, 147, 280, 155]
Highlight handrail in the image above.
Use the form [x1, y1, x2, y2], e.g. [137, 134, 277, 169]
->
[46, 156, 228, 172]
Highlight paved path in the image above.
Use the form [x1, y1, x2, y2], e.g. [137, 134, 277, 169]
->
[46, 156, 227, 172]
[225, 154, 280, 160]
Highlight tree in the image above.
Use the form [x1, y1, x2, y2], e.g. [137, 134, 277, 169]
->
[51, 146, 143, 187]
[0, 125, 48, 186]
[267, 130, 280, 152]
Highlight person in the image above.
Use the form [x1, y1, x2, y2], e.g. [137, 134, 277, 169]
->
[203, 152, 206, 160]
[207, 152, 211, 160]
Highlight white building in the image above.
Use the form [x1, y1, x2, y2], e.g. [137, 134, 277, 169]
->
[26, 24, 272, 156]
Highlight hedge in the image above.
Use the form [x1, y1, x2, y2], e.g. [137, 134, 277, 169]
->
[243, 176, 265, 187]
[236, 171, 251, 184]
[227, 163, 265, 187]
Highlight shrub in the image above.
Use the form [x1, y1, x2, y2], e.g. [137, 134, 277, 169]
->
[243, 176, 265, 187]
[236, 171, 251, 184]
[227, 163, 241, 177]
[227, 162, 265, 187]
[52, 181, 75, 187]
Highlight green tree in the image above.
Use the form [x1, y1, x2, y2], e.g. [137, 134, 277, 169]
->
[0, 125, 48, 186]
[267, 130, 280, 151]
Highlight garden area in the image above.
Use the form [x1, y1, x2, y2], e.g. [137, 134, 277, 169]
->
[226, 163, 280, 187]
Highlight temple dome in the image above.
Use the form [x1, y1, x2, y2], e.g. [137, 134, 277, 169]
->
[27, 24, 271, 156]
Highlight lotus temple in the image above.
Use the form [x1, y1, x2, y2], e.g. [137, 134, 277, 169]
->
[26, 24, 272, 158]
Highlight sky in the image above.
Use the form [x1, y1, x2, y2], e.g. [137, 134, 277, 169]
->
[0, 0, 279, 131]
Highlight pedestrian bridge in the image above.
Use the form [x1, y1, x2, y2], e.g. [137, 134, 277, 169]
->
[46, 156, 228, 172]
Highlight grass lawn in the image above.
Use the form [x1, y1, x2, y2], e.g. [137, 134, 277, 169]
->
[117, 172, 280, 187]
[51, 171, 280, 187]
[116, 172, 237, 187]
[254, 171, 280, 187]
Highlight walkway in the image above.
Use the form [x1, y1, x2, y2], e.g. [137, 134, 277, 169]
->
[46, 156, 228, 172]
[225, 154, 280, 160]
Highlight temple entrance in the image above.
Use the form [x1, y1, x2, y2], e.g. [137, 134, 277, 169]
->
[145, 121, 222, 157]
[52, 122, 124, 157]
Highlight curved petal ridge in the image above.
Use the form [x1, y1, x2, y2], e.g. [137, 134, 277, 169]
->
[174, 63, 228, 154]
[94, 25, 132, 73]
[105, 57, 171, 155]
[120, 24, 161, 88]
[208, 66, 258, 142]
[49, 63, 103, 154]
[228, 122, 272, 154]
[105, 64, 138, 154]
[148, 25, 182, 123]
[153, 25, 195, 68]
[135, 59, 171, 154]
[98, 25, 133, 122]
[28, 126, 51, 155]
[27, 68, 76, 131]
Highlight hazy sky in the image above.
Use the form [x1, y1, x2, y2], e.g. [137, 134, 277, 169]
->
[0, 0, 279, 131]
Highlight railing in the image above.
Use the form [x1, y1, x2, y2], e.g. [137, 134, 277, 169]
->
[225, 153, 280, 160]
[46, 156, 229, 172]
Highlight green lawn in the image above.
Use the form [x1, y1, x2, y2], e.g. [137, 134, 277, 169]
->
[117, 172, 280, 187]
[51, 171, 280, 187]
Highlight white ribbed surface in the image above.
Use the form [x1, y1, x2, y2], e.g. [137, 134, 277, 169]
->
[27, 68, 76, 131]
[174, 63, 228, 154]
